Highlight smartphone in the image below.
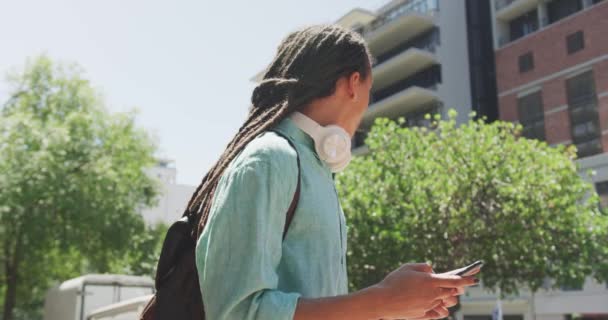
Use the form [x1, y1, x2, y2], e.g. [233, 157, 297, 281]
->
[444, 260, 484, 277]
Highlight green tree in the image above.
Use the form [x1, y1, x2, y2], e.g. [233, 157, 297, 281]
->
[111, 222, 169, 277]
[0, 56, 160, 320]
[337, 111, 608, 297]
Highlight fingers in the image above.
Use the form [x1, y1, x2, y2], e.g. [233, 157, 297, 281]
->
[431, 274, 478, 288]
[416, 309, 441, 320]
[436, 287, 458, 300]
[429, 299, 443, 310]
[432, 304, 450, 319]
[404, 262, 434, 273]
[442, 296, 458, 308]
[416, 304, 449, 320]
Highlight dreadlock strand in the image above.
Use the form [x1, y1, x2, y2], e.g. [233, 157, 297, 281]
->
[187, 102, 286, 217]
[196, 103, 292, 236]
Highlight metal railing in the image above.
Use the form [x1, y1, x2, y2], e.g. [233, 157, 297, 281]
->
[371, 65, 441, 104]
[363, 0, 438, 35]
[375, 28, 439, 65]
[495, 0, 518, 10]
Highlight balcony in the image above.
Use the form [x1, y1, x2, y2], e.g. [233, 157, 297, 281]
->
[372, 48, 439, 91]
[362, 0, 438, 54]
[335, 8, 377, 31]
[362, 86, 440, 126]
[495, 0, 539, 21]
[375, 27, 439, 64]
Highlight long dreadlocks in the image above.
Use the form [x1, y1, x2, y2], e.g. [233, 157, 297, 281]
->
[185, 24, 373, 238]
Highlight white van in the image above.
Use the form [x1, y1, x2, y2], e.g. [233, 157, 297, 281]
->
[86, 294, 153, 320]
[43, 274, 154, 320]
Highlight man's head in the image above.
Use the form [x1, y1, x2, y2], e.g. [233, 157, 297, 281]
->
[252, 24, 374, 134]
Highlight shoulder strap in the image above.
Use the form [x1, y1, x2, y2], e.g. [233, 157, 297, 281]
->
[271, 131, 301, 241]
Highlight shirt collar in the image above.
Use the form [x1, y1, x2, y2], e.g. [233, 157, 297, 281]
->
[273, 117, 316, 153]
[273, 116, 334, 178]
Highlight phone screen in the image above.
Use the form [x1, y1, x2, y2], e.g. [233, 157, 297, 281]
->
[444, 261, 483, 277]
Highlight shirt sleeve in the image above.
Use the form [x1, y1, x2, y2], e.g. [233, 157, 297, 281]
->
[195, 145, 300, 320]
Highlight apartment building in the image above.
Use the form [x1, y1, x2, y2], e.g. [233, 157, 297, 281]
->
[336, 0, 499, 154]
[456, 1, 608, 319]
[140, 159, 196, 225]
[492, 0, 608, 204]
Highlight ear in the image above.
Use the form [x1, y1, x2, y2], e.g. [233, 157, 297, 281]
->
[347, 72, 362, 101]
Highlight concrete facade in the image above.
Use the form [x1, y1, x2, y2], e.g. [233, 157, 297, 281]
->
[140, 161, 196, 225]
[435, 0, 474, 126]
[324, 0, 495, 153]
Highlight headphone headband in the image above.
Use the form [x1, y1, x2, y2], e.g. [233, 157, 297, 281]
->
[290, 112, 322, 139]
[289, 112, 352, 173]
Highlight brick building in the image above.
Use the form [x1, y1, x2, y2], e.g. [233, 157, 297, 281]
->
[492, 0, 608, 208]
[468, 0, 608, 318]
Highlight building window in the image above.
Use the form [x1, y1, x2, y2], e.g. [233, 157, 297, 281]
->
[509, 9, 538, 42]
[596, 181, 608, 209]
[518, 91, 546, 141]
[566, 31, 585, 54]
[566, 71, 602, 157]
[548, 0, 583, 24]
[519, 52, 534, 73]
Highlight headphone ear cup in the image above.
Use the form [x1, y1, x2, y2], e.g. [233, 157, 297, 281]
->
[316, 126, 351, 164]
[289, 112, 352, 173]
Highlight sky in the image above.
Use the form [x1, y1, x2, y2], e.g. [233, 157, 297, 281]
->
[0, 0, 388, 186]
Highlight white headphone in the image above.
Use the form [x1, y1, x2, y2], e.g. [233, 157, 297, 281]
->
[289, 112, 352, 173]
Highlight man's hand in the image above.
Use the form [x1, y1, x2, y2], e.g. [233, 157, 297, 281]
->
[374, 263, 477, 320]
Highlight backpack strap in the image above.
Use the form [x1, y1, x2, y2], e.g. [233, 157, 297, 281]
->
[272, 131, 301, 241]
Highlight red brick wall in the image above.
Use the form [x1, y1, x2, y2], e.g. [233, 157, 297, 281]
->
[495, 2, 608, 93]
[498, 94, 518, 121]
[541, 78, 568, 112]
[544, 109, 571, 144]
[496, 2, 608, 150]
[596, 59, 608, 93]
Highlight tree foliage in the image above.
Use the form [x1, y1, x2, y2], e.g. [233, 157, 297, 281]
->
[0, 56, 161, 320]
[337, 112, 608, 295]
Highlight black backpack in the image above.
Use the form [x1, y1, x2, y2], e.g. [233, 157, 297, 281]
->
[140, 133, 301, 320]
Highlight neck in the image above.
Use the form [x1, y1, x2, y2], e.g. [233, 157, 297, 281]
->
[299, 99, 356, 136]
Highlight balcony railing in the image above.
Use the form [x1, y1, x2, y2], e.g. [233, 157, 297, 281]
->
[372, 65, 441, 104]
[495, 0, 518, 11]
[375, 28, 439, 65]
[363, 0, 438, 35]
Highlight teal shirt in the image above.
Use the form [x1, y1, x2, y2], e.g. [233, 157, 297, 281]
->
[195, 118, 349, 320]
